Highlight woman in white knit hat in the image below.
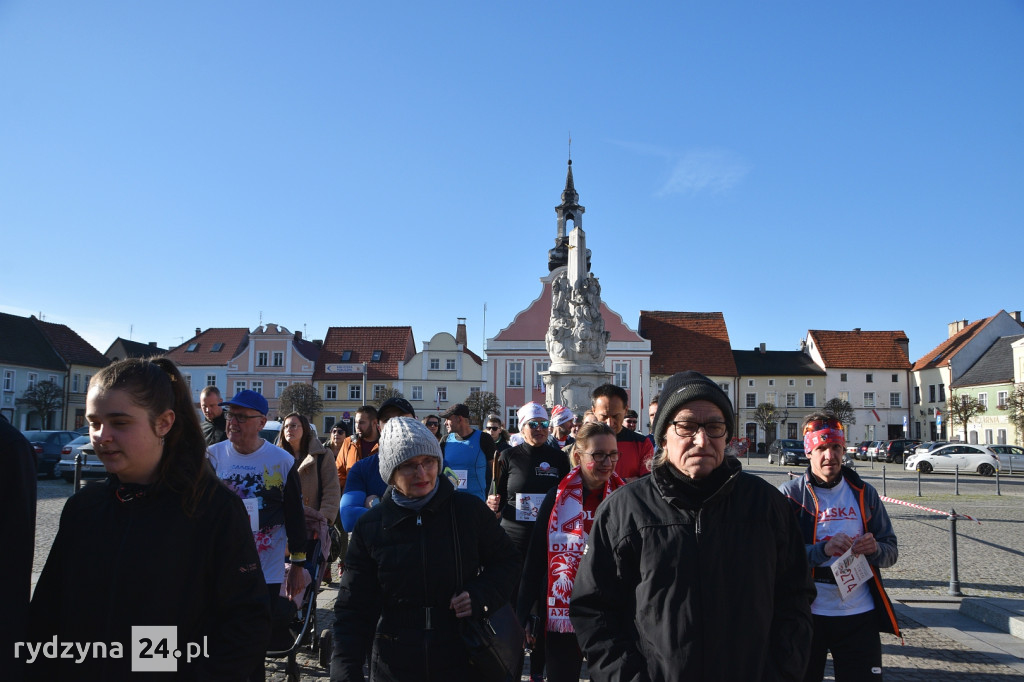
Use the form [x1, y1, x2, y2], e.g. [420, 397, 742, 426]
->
[331, 417, 520, 681]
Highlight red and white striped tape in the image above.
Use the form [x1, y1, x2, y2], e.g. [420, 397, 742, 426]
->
[879, 496, 980, 524]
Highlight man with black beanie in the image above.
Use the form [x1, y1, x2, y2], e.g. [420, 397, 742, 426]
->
[570, 370, 814, 681]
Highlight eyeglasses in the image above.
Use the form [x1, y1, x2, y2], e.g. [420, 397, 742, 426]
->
[804, 419, 843, 434]
[670, 420, 728, 439]
[581, 450, 620, 464]
[486, 426, 501, 431]
[526, 420, 550, 429]
[395, 458, 439, 475]
[224, 411, 263, 424]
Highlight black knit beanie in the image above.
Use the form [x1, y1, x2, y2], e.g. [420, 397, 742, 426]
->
[652, 371, 735, 446]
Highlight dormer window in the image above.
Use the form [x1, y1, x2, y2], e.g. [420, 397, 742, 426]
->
[186, 343, 199, 352]
[371, 350, 383, 362]
[211, 342, 224, 352]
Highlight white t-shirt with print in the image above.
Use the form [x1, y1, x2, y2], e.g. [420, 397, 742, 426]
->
[812, 479, 875, 616]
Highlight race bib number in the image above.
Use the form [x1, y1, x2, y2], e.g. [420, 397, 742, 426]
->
[515, 493, 541, 522]
[452, 469, 468, 489]
[831, 546, 873, 601]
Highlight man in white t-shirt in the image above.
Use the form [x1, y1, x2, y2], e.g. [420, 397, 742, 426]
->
[207, 390, 307, 601]
[778, 412, 901, 681]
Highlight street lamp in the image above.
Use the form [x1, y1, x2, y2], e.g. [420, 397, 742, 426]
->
[778, 404, 790, 439]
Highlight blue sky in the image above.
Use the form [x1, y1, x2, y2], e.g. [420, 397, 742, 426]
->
[2, 1, 1022, 362]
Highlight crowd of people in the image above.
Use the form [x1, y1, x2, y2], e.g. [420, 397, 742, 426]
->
[10, 356, 902, 681]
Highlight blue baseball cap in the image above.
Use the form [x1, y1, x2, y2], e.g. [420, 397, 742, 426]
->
[219, 390, 269, 416]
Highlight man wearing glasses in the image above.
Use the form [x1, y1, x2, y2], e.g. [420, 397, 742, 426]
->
[206, 389, 309, 656]
[440, 403, 497, 501]
[571, 372, 814, 682]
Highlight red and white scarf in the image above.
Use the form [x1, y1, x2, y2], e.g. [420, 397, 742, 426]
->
[545, 466, 625, 633]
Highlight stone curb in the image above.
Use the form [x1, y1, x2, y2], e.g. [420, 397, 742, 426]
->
[960, 597, 1024, 640]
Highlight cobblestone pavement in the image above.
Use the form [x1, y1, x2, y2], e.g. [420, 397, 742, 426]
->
[34, 464, 1024, 680]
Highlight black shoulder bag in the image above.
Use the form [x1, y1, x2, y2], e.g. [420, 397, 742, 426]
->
[451, 501, 524, 682]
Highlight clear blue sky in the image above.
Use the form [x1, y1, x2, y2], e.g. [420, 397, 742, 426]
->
[2, 1, 1022, 363]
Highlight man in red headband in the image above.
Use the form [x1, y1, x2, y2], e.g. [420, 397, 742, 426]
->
[778, 412, 901, 681]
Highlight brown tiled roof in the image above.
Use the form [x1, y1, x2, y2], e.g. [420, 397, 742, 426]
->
[33, 318, 110, 368]
[314, 327, 416, 381]
[164, 328, 250, 366]
[638, 311, 737, 376]
[807, 329, 910, 369]
[911, 316, 992, 371]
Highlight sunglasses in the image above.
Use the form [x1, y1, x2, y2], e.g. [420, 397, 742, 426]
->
[804, 419, 843, 434]
[486, 426, 501, 431]
[425, 422, 440, 428]
[526, 420, 550, 429]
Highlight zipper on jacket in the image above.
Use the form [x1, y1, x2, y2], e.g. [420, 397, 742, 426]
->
[417, 512, 430, 671]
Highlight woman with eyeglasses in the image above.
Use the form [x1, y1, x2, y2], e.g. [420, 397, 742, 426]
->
[421, 414, 444, 443]
[486, 402, 571, 681]
[516, 422, 625, 682]
[331, 417, 519, 681]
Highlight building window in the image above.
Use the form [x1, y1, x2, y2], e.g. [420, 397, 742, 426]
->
[866, 373, 873, 383]
[889, 392, 901, 408]
[183, 374, 191, 388]
[211, 342, 224, 352]
[28, 372, 37, 389]
[341, 350, 352, 362]
[788, 379, 795, 387]
[768, 379, 775, 387]
[804, 393, 815, 407]
[891, 374, 898, 383]
[719, 383, 729, 395]
[469, 386, 480, 395]
[863, 392, 875, 408]
[251, 381, 263, 395]
[430, 358, 440, 370]
[786, 393, 797, 408]
[985, 429, 993, 444]
[207, 374, 217, 387]
[788, 423, 799, 439]
[72, 374, 80, 392]
[373, 385, 387, 400]
[348, 384, 361, 401]
[929, 385, 936, 403]
[766, 391, 776, 406]
[276, 381, 287, 398]
[508, 362, 523, 387]
[938, 384, 946, 402]
[978, 393, 988, 409]
[748, 379, 755, 387]
[186, 343, 199, 352]
[534, 361, 550, 388]
[998, 391, 1008, 409]
[273, 352, 284, 367]
[257, 351, 269, 366]
[234, 381, 247, 394]
[324, 416, 335, 432]
[508, 407, 519, 431]
[807, 379, 813, 387]
[84, 375, 91, 390]
[2, 370, 13, 391]
[325, 385, 338, 400]
[998, 429, 1007, 445]
[840, 373, 847, 382]
[613, 362, 629, 388]
[746, 393, 757, 409]
[446, 358, 456, 371]
[371, 350, 383, 362]
[914, 386, 921, 404]
[411, 385, 423, 401]
[838, 391, 849, 402]
[436, 386, 448, 402]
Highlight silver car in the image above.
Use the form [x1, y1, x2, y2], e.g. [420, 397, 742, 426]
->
[988, 445, 1024, 473]
[904, 443, 1000, 476]
[58, 435, 106, 482]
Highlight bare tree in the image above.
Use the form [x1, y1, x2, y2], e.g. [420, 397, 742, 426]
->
[16, 379, 64, 429]
[946, 390, 987, 443]
[464, 391, 501, 428]
[752, 402, 779, 449]
[372, 387, 405, 408]
[278, 383, 324, 420]
[824, 397, 857, 435]
[999, 383, 1024, 445]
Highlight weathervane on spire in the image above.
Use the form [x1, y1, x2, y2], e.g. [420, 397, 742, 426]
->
[568, 131, 572, 163]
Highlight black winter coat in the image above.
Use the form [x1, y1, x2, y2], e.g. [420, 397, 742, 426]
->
[27, 474, 270, 681]
[569, 458, 815, 682]
[330, 476, 521, 681]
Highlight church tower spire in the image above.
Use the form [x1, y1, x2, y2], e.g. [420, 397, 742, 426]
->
[548, 159, 589, 272]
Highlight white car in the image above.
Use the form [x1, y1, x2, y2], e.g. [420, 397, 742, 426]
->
[905, 443, 1000, 476]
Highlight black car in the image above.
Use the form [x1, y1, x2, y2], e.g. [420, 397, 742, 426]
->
[768, 439, 809, 466]
[855, 441, 872, 461]
[879, 439, 921, 464]
[23, 430, 79, 479]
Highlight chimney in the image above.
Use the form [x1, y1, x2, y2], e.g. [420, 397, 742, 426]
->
[455, 317, 467, 346]
[895, 337, 910, 360]
[853, 328, 861, 333]
[195, 327, 201, 337]
[947, 319, 968, 338]
[758, 343, 766, 354]
[1011, 311, 1022, 322]
[294, 331, 302, 342]
[148, 341, 157, 347]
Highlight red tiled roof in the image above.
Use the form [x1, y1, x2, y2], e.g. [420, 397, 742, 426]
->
[638, 311, 737, 376]
[314, 327, 416, 381]
[33, 319, 109, 368]
[164, 328, 250, 366]
[807, 329, 910, 369]
[911, 316, 992, 371]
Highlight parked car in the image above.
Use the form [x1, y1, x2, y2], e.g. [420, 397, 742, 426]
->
[866, 440, 886, 461]
[905, 443, 1001, 476]
[911, 441, 947, 457]
[23, 430, 79, 479]
[878, 439, 921, 465]
[58, 435, 107, 482]
[988, 445, 1024, 473]
[257, 420, 318, 445]
[767, 439, 808, 466]
[855, 441, 872, 461]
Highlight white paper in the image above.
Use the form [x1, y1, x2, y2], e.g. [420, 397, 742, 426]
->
[830, 546, 873, 601]
[243, 497, 259, 533]
[515, 493, 541, 522]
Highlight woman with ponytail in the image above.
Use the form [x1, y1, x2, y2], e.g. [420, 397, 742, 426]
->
[28, 358, 270, 681]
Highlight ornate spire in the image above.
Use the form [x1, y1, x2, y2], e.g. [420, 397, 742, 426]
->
[560, 159, 579, 208]
[549, 158, 588, 273]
